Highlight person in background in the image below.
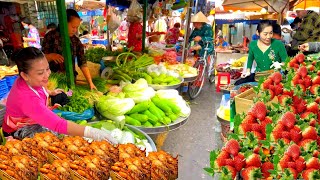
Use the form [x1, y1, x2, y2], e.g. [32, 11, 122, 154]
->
[299, 42, 320, 53]
[272, 23, 282, 40]
[42, 9, 97, 90]
[2, 47, 117, 143]
[78, 19, 87, 36]
[189, 11, 214, 57]
[238, 20, 288, 85]
[21, 17, 41, 49]
[46, 23, 57, 34]
[216, 35, 229, 47]
[165, 23, 182, 45]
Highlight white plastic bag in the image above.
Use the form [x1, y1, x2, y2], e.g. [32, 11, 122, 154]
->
[108, 8, 120, 33]
[127, 0, 142, 22]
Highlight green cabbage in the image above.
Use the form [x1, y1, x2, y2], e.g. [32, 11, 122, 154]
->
[125, 87, 155, 103]
[122, 79, 148, 92]
[96, 96, 135, 116]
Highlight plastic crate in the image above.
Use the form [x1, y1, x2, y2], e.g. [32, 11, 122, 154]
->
[5, 75, 18, 88]
[0, 79, 8, 100]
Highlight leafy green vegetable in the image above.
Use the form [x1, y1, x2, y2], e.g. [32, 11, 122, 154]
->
[96, 96, 135, 116]
[58, 92, 92, 113]
[85, 47, 122, 63]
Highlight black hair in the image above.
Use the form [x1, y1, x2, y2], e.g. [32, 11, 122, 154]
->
[272, 23, 281, 36]
[174, 23, 181, 28]
[256, 20, 273, 34]
[290, 17, 302, 29]
[47, 23, 57, 29]
[12, 47, 45, 74]
[66, 9, 81, 22]
[21, 17, 32, 25]
[83, 30, 89, 35]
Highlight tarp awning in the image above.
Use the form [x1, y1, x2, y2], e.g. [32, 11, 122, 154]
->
[222, 0, 295, 12]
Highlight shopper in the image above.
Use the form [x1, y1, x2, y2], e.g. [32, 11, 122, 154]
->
[238, 20, 288, 85]
[189, 11, 214, 57]
[127, 17, 143, 52]
[165, 23, 182, 45]
[42, 9, 97, 90]
[299, 42, 320, 52]
[21, 17, 41, 49]
[2, 47, 117, 143]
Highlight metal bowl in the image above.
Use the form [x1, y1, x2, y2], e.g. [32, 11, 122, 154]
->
[148, 77, 184, 90]
[183, 74, 198, 82]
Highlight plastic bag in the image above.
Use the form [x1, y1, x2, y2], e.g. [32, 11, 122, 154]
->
[127, 0, 142, 22]
[13, 124, 57, 140]
[53, 108, 94, 121]
[107, 8, 120, 33]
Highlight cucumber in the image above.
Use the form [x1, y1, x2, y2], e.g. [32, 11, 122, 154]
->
[127, 101, 151, 114]
[149, 102, 164, 121]
[114, 69, 132, 82]
[125, 116, 141, 126]
[129, 114, 149, 123]
[141, 73, 153, 84]
[106, 79, 121, 84]
[154, 122, 162, 126]
[168, 113, 179, 121]
[162, 99, 181, 114]
[143, 110, 158, 125]
[143, 121, 153, 127]
[163, 117, 172, 125]
[151, 96, 172, 114]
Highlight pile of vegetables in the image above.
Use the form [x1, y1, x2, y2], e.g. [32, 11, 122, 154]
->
[58, 92, 92, 114]
[165, 63, 198, 78]
[145, 64, 182, 86]
[84, 47, 122, 63]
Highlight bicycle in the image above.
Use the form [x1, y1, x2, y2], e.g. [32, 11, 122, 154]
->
[187, 39, 215, 99]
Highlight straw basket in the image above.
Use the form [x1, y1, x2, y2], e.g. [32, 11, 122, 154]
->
[254, 70, 274, 82]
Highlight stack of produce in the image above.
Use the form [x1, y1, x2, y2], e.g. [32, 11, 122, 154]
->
[231, 56, 247, 68]
[206, 53, 320, 179]
[145, 64, 182, 86]
[84, 47, 122, 64]
[165, 63, 198, 78]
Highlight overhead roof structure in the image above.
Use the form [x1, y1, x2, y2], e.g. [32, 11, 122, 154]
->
[221, 0, 297, 12]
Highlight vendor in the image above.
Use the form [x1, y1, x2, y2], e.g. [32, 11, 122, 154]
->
[165, 23, 182, 45]
[2, 47, 117, 144]
[42, 9, 97, 90]
[21, 17, 41, 49]
[216, 35, 229, 47]
[189, 11, 214, 57]
[239, 20, 288, 84]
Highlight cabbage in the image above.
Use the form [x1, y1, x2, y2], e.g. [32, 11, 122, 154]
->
[122, 79, 148, 92]
[156, 89, 180, 100]
[125, 87, 155, 103]
[110, 129, 124, 142]
[120, 131, 135, 144]
[96, 96, 135, 116]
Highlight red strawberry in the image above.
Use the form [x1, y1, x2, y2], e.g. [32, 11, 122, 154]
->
[280, 112, 296, 129]
[281, 131, 291, 140]
[296, 83, 306, 92]
[306, 102, 319, 114]
[305, 157, 320, 169]
[299, 139, 317, 152]
[243, 114, 257, 124]
[249, 102, 267, 120]
[223, 165, 237, 179]
[315, 96, 320, 104]
[312, 75, 320, 85]
[278, 95, 292, 106]
[310, 84, 320, 95]
[274, 84, 283, 96]
[262, 78, 272, 89]
[296, 53, 305, 63]
[313, 150, 319, 158]
[290, 127, 302, 144]
[305, 76, 312, 88]
[239, 124, 250, 135]
[251, 123, 262, 133]
[292, 74, 301, 85]
[272, 124, 285, 140]
[283, 89, 294, 96]
[285, 144, 300, 160]
[279, 155, 291, 169]
[266, 89, 275, 100]
[253, 146, 260, 154]
[301, 112, 315, 120]
[246, 153, 262, 168]
[287, 168, 298, 179]
[253, 131, 264, 140]
[302, 169, 319, 180]
[289, 105, 297, 114]
[298, 79, 304, 85]
[307, 64, 315, 72]
[302, 126, 317, 140]
[298, 66, 308, 77]
[261, 162, 273, 178]
[287, 161, 296, 169]
[295, 156, 306, 173]
[234, 153, 246, 171]
[225, 158, 235, 166]
[215, 150, 231, 167]
[224, 139, 240, 156]
[241, 166, 262, 180]
[271, 72, 282, 84]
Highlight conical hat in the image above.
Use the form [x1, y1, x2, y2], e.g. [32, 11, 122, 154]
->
[191, 11, 209, 23]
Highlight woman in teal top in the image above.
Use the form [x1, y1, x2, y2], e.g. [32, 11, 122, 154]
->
[237, 20, 288, 85]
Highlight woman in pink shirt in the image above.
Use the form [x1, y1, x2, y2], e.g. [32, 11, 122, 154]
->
[2, 47, 117, 144]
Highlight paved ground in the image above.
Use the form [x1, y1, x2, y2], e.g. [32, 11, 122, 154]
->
[150, 82, 224, 179]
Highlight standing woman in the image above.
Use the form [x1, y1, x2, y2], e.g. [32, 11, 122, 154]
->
[2, 47, 117, 144]
[21, 17, 41, 49]
[237, 20, 288, 85]
[42, 9, 96, 90]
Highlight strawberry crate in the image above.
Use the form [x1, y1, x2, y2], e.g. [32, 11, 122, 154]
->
[235, 88, 277, 114]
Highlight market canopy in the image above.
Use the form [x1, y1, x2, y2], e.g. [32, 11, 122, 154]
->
[221, 0, 296, 12]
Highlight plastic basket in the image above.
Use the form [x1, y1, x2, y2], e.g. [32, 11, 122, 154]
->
[0, 104, 5, 127]
[0, 79, 8, 100]
[5, 75, 18, 88]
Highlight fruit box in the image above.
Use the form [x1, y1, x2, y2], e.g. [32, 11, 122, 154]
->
[235, 88, 277, 114]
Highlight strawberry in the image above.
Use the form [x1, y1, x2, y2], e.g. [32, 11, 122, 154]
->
[280, 112, 296, 129]
[310, 84, 320, 95]
[289, 105, 297, 114]
[285, 144, 300, 160]
[307, 64, 315, 72]
[287, 168, 298, 179]
[296, 53, 305, 63]
[253, 146, 260, 154]
[315, 96, 320, 104]
[253, 131, 264, 140]
[278, 95, 292, 106]
[225, 158, 235, 166]
[241, 166, 262, 180]
[261, 162, 273, 178]
[243, 114, 257, 124]
[306, 102, 319, 114]
[283, 89, 294, 96]
[295, 156, 306, 173]
[239, 124, 250, 135]
[305, 157, 320, 169]
[224, 139, 240, 156]
[215, 150, 231, 167]
[312, 75, 320, 85]
[298, 66, 308, 77]
[234, 153, 246, 172]
[298, 79, 304, 85]
[287, 161, 296, 169]
[274, 84, 283, 96]
[313, 150, 319, 158]
[251, 123, 262, 133]
[272, 124, 285, 140]
[262, 78, 272, 89]
[271, 72, 282, 84]
[280, 155, 292, 169]
[290, 127, 302, 144]
[249, 102, 267, 120]
[222, 165, 237, 179]
[302, 126, 317, 140]
[302, 169, 319, 180]
[262, 116, 273, 124]
[301, 112, 315, 120]
[281, 131, 291, 140]
[292, 74, 301, 85]
[296, 83, 306, 92]
[304, 76, 312, 88]
[246, 153, 262, 168]
[266, 89, 275, 100]
[299, 139, 316, 151]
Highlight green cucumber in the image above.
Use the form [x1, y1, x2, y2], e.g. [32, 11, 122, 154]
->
[125, 116, 141, 126]
[129, 114, 149, 123]
[127, 101, 151, 114]
[143, 110, 158, 125]
[143, 121, 153, 127]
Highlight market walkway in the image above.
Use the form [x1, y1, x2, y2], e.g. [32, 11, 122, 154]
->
[150, 82, 223, 179]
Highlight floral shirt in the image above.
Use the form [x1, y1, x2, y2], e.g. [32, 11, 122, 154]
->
[28, 27, 41, 49]
[247, 39, 288, 72]
[189, 23, 214, 57]
[165, 27, 180, 44]
[42, 29, 87, 73]
[127, 22, 143, 52]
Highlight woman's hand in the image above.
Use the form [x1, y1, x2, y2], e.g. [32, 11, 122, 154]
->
[298, 43, 309, 52]
[90, 83, 97, 91]
[84, 126, 118, 144]
[241, 70, 251, 78]
[194, 36, 202, 42]
[50, 89, 64, 96]
[46, 53, 64, 64]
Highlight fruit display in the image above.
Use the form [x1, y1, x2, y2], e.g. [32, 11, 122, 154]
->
[206, 53, 320, 179]
[231, 56, 247, 68]
[165, 63, 198, 78]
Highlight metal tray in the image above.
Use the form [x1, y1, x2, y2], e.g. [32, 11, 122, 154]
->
[183, 75, 198, 82]
[148, 77, 184, 90]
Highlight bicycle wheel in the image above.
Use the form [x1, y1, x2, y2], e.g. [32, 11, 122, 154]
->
[188, 60, 205, 99]
[208, 72, 215, 84]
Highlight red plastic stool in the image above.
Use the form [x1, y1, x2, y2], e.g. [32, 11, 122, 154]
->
[216, 72, 231, 92]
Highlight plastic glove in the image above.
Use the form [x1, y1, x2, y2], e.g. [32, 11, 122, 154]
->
[241, 71, 251, 78]
[270, 61, 282, 70]
[84, 126, 118, 144]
